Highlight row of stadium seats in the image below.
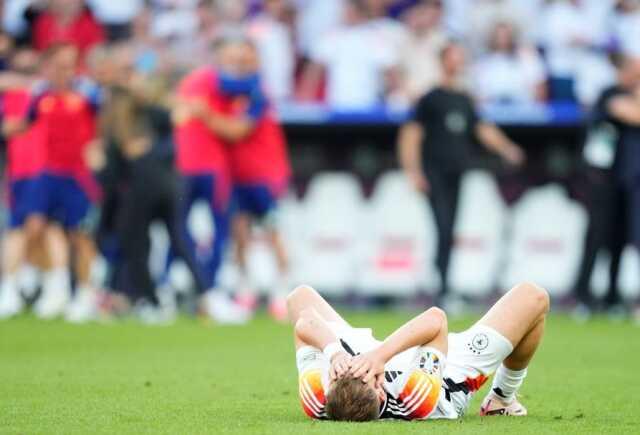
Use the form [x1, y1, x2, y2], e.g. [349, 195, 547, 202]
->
[165, 171, 640, 300]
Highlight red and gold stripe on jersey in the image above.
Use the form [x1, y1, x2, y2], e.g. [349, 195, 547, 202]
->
[299, 369, 326, 419]
[396, 370, 442, 419]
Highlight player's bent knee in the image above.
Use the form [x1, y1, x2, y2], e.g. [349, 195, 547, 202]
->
[286, 285, 315, 319]
[516, 282, 550, 314]
[426, 307, 448, 330]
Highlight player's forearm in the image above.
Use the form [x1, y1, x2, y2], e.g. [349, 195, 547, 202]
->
[294, 309, 338, 350]
[609, 97, 640, 125]
[202, 113, 254, 142]
[2, 119, 28, 138]
[376, 307, 447, 363]
[397, 122, 423, 173]
[477, 122, 517, 156]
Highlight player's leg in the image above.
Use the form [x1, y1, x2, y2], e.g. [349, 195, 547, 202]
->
[63, 177, 101, 322]
[35, 223, 72, 319]
[0, 229, 28, 317]
[198, 172, 250, 323]
[0, 180, 47, 317]
[232, 208, 257, 308]
[475, 282, 550, 416]
[287, 285, 349, 328]
[266, 226, 290, 321]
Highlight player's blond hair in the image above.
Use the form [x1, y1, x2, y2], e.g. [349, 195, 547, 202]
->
[325, 377, 380, 422]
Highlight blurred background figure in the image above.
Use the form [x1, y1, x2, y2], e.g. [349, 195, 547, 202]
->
[1, 0, 640, 324]
[96, 44, 209, 324]
[396, 0, 448, 104]
[397, 41, 525, 309]
[86, 0, 144, 42]
[298, 0, 398, 109]
[0, 44, 47, 318]
[613, 0, 640, 58]
[537, 0, 612, 103]
[573, 54, 640, 319]
[246, 0, 295, 102]
[472, 21, 547, 104]
[172, 33, 272, 324]
[27, 0, 105, 62]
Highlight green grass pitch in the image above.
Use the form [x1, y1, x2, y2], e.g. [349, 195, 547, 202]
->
[1, 312, 638, 434]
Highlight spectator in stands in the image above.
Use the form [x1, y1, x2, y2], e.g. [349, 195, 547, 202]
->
[472, 22, 547, 103]
[295, 0, 344, 57]
[86, 0, 144, 41]
[462, 0, 540, 51]
[28, 0, 105, 62]
[614, 0, 640, 57]
[246, 0, 295, 101]
[573, 53, 640, 319]
[537, 0, 606, 102]
[396, 0, 447, 104]
[299, 0, 398, 110]
[397, 41, 525, 307]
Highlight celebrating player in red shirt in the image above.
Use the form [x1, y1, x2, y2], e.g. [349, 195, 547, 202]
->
[228, 91, 292, 322]
[31, 0, 105, 63]
[172, 34, 272, 324]
[0, 48, 49, 318]
[4, 43, 103, 321]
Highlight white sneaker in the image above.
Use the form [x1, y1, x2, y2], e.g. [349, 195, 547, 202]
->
[0, 284, 24, 319]
[203, 291, 251, 325]
[65, 289, 100, 323]
[571, 303, 593, 323]
[34, 284, 70, 319]
[480, 393, 528, 417]
[134, 300, 175, 326]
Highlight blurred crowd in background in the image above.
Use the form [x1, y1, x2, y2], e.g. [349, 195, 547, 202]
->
[1, 0, 639, 108]
[0, 0, 639, 326]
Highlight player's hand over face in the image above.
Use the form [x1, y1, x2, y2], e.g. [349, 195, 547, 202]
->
[503, 144, 526, 167]
[349, 350, 385, 384]
[329, 351, 353, 381]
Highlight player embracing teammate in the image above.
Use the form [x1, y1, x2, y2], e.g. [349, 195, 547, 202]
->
[173, 32, 291, 324]
[0, 43, 103, 321]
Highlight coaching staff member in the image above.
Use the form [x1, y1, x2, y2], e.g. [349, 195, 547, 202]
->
[397, 41, 525, 304]
[573, 54, 640, 317]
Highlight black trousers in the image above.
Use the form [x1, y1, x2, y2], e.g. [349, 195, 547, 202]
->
[573, 169, 627, 307]
[426, 169, 462, 296]
[117, 156, 207, 305]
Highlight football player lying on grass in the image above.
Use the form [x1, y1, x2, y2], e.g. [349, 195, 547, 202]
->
[288, 282, 549, 421]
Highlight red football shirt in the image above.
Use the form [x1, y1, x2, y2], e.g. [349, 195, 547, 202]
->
[174, 67, 232, 174]
[31, 86, 99, 174]
[229, 111, 291, 192]
[32, 9, 105, 60]
[3, 89, 47, 180]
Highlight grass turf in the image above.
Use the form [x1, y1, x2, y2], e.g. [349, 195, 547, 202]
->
[0, 312, 638, 434]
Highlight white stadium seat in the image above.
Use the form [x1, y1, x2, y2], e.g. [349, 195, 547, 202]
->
[294, 172, 365, 296]
[448, 170, 507, 297]
[501, 185, 587, 297]
[356, 171, 437, 296]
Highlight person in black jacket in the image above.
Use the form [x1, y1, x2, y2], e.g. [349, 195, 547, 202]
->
[397, 41, 525, 306]
[573, 54, 640, 318]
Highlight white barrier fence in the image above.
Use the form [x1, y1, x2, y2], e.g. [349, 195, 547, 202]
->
[156, 170, 640, 301]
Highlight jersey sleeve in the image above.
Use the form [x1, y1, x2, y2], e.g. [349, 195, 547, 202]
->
[178, 69, 215, 100]
[385, 347, 445, 420]
[296, 346, 328, 420]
